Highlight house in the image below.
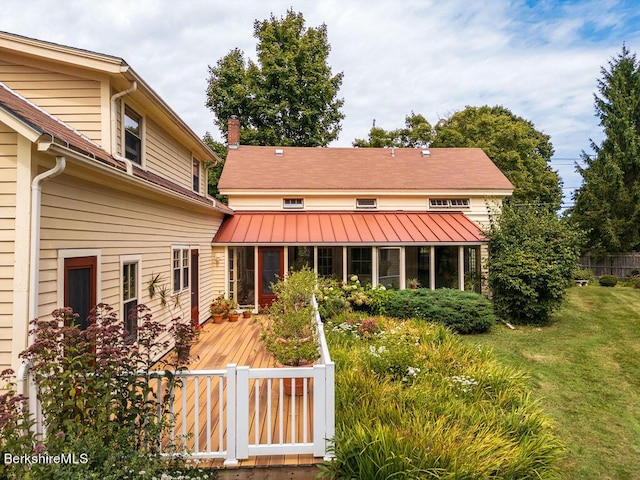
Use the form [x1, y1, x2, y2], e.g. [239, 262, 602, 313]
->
[213, 118, 513, 307]
[0, 31, 231, 375]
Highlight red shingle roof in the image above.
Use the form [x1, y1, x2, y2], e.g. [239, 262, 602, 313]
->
[213, 211, 486, 244]
[219, 146, 514, 192]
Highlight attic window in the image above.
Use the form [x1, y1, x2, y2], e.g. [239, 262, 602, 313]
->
[283, 198, 304, 209]
[356, 198, 377, 209]
[124, 105, 142, 164]
[429, 198, 470, 209]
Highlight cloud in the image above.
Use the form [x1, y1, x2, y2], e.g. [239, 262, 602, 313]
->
[2, 0, 639, 204]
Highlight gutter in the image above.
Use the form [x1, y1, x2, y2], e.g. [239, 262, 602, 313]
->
[110, 81, 137, 174]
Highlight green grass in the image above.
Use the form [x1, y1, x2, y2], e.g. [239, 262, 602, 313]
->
[465, 285, 640, 479]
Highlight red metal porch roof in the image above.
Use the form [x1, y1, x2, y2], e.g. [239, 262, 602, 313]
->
[213, 211, 486, 245]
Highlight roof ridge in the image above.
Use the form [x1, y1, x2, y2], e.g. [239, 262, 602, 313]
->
[0, 81, 108, 152]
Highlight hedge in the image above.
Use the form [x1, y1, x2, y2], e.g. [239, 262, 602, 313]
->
[383, 289, 496, 334]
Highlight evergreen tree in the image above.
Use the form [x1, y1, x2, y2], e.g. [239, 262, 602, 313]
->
[206, 10, 344, 147]
[569, 46, 640, 253]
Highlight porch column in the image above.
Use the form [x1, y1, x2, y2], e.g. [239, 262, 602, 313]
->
[253, 246, 259, 311]
[371, 246, 378, 287]
[458, 246, 465, 291]
[429, 246, 435, 290]
[342, 246, 348, 283]
[284, 245, 289, 277]
[399, 247, 406, 290]
[313, 246, 318, 275]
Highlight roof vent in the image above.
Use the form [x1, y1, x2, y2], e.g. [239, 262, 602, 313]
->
[421, 149, 431, 157]
[275, 148, 284, 157]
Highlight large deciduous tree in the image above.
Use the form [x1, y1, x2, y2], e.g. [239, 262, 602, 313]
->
[431, 106, 562, 209]
[206, 10, 344, 147]
[353, 112, 432, 147]
[569, 46, 640, 253]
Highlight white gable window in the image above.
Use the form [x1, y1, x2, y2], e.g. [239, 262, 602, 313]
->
[429, 198, 470, 209]
[283, 198, 304, 209]
[356, 198, 377, 209]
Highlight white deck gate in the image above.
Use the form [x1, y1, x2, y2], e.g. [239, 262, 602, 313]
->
[158, 296, 335, 465]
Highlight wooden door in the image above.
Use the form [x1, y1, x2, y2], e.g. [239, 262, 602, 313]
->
[258, 247, 284, 306]
[64, 256, 97, 330]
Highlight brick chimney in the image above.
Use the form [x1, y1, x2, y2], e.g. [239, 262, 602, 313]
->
[227, 115, 240, 149]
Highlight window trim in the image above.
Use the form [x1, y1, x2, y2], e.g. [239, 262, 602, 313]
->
[429, 198, 470, 209]
[356, 198, 377, 209]
[172, 246, 190, 293]
[121, 255, 142, 342]
[123, 104, 143, 165]
[192, 158, 201, 194]
[283, 198, 304, 209]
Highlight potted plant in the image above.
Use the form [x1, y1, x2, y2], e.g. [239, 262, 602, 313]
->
[258, 268, 320, 395]
[169, 317, 196, 365]
[210, 295, 227, 323]
[242, 307, 253, 319]
[408, 278, 420, 289]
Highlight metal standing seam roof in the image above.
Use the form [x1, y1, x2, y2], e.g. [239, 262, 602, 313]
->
[212, 211, 486, 245]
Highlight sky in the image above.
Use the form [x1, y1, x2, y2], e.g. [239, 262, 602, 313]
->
[3, 0, 640, 207]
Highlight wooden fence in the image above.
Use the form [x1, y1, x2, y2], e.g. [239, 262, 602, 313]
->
[580, 252, 640, 278]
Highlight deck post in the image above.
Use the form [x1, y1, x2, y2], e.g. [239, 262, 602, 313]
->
[324, 360, 336, 461]
[313, 364, 326, 457]
[224, 364, 238, 466]
[236, 366, 250, 460]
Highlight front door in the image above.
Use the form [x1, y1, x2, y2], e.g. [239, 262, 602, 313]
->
[191, 250, 200, 325]
[64, 256, 97, 330]
[258, 247, 284, 306]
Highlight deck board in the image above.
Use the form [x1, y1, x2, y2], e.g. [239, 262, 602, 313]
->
[159, 316, 324, 469]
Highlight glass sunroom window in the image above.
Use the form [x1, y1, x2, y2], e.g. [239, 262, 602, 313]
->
[317, 247, 343, 279]
[378, 248, 400, 289]
[348, 247, 372, 284]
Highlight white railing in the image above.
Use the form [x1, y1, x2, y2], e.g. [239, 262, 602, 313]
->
[158, 294, 334, 464]
[18, 296, 335, 466]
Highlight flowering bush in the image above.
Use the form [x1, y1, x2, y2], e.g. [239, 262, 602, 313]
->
[315, 275, 391, 319]
[13, 304, 209, 479]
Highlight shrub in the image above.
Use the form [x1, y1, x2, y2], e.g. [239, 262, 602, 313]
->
[16, 304, 211, 479]
[485, 204, 583, 325]
[599, 275, 618, 287]
[321, 316, 564, 479]
[573, 268, 594, 281]
[383, 289, 496, 334]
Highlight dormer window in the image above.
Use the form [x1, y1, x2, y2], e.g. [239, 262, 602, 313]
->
[283, 198, 304, 209]
[429, 198, 470, 209]
[124, 106, 142, 164]
[356, 198, 377, 209]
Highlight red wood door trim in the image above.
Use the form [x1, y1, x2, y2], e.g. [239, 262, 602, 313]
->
[190, 250, 200, 325]
[63, 256, 97, 330]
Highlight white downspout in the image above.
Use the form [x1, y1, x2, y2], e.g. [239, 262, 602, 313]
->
[28, 156, 66, 326]
[21, 156, 66, 413]
[110, 81, 137, 174]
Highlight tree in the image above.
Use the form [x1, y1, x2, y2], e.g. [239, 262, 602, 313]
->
[569, 46, 640, 253]
[202, 132, 227, 204]
[431, 106, 563, 209]
[353, 112, 432, 147]
[206, 10, 344, 147]
[485, 204, 583, 325]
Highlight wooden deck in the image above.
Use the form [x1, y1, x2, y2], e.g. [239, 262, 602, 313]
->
[162, 316, 324, 470]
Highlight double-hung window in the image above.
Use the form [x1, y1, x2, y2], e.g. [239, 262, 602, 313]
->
[121, 256, 141, 342]
[193, 159, 201, 193]
[172, 247, 190, 292]
[124, 105, 142, 164]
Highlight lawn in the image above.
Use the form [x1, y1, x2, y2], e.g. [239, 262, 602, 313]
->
[465, 285, 640, 479]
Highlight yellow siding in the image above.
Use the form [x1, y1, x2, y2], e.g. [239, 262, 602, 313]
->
[0, 124, 16, 373]
[145, 117, 193, 190]
[38, 169, 223, 351]
[228, 194, 497, 226]
[0, 59, 102, 144]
